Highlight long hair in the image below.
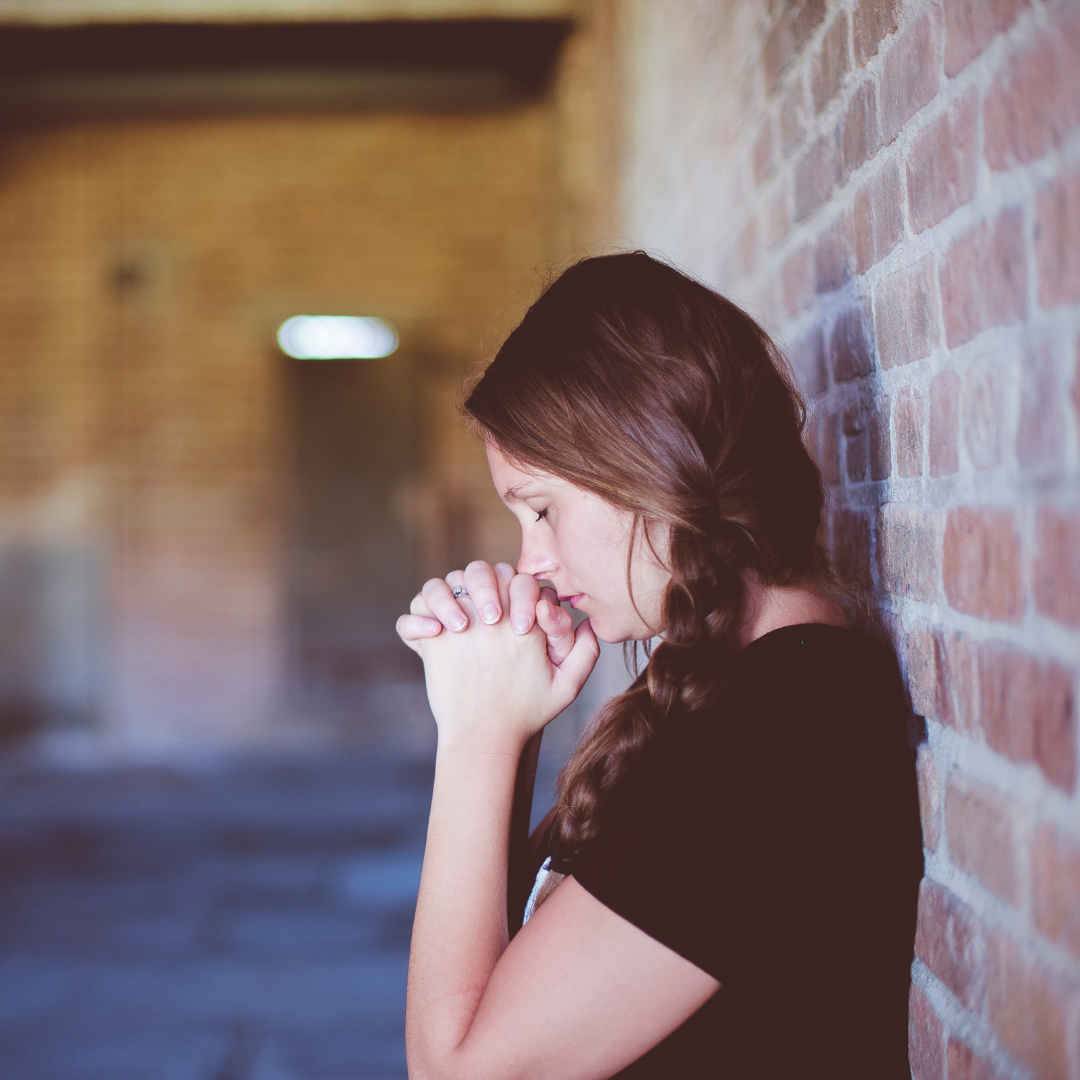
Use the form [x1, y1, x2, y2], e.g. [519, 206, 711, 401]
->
[463, 252, 832, 870]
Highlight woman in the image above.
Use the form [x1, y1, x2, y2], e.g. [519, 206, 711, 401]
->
[396, 253, 923, 1078]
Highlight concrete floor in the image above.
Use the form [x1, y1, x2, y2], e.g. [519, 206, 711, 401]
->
[0, 751, 435, 1080]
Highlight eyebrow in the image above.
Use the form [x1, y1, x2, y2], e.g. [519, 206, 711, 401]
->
[502, 482, 542, 501]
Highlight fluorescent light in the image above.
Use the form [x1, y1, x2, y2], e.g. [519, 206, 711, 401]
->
[277, 315, 398, 359]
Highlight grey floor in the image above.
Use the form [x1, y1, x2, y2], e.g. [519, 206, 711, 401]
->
[0, 751, 436, 1080]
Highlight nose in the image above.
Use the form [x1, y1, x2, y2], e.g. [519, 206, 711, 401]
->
[516, 529, 556, 577]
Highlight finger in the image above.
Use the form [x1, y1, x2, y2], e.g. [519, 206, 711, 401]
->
[464, 560, 503, 625]
[536, 579, 559, 605]
[554, 618, 601, 697]
[536, 596, 576, 666]
[409, 592, 434, 616]
[494, 563, 516, 611]
[508, 573, 540, 635]
[421, 577, 469, 632]
[396, 613, 441, 654]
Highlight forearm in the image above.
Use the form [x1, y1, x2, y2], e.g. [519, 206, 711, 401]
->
[406, 734, 525, 1079]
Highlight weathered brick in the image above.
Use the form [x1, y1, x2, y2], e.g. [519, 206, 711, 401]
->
[928, 369, 960, 477]
[940, 209, 1027, 348]
[943, 507, 1023, 623]
[781, 245, 814, 315]
[791, 324, 827, 398]
[1034, 506, 1080, 629]
[915, 878, 987, 1009]
[962, 358, 1006, 471]
[916, 744, 941, 851]
[879, 503, 941, 602]
[795, 133, 838, 222]
[984, 10, 1080, 169]
[934, 630, 979, 733]
[779, 78, 808, 153]
[830, 299, 874, 382]
[906, 627, 937, 720]
[840, 80, 880, 180]
[1033, 824, 1080, 959]
[832, 507, 871, 586]
[880, 7, 942, 145]
[873, 254, 939, 369]
[820, 409, 840, 484]
[943, 0, 1030, 78]
[894, 387, 924, 478]
[764, 0, 826, 93]
[1035, 167, 1080, 309]
[870, 395, 890, 481]
[764, 188, 791, 247]
[946, 1038, 1009, 1080]
[908, 984, 945, 1080]
[813, 208, 855, 292]
[979, 642, 1076, 792]
[736, 216, 759, 277]
[945, 777, 1020, 904]
[988, 933, 1075, 1080]
[812, 11, 851, 114]
[751, 117, 775, 183]
[853, 0, 901, 65]
[854, 159, 903, 272]
[907, 92, 978, 233]
[843, 400, 869, 482]
[1017, 342, 1065, 470]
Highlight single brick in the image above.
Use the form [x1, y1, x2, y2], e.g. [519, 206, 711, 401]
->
[832, 507, 872, 586]
[943, 507, 1023, 622]
[764, 188, 791, 247]
[915, 878, 987, 1009]
[1034, 506, 1080, 628]
[763, 9, 796, 92]
[944, 0, 1030, 78]
[878, 503, 941, 603]
[779, 78, 808, 153]
[1035, 167, 1080, 309]
[945, 777, 1021, 904]
[916, 744, 941, 851]
[894, 386, 925, 477]
[934, 630, 979, 734]
[791, 0, 827, 54]
[909, 984, 945, 1080]
[870, 395, 891, 480]
[854, 159, 904, 272]
[791, 324, 827, 398]
[844, 401, 869, 482]
[781, 245, 814, 315]
[988, 933, 1074, 1080]
[812, 11, 851, 114]
[830, 299, 874, 382]
[795, 133, 839, 222]
[1033, 824, 1080, 959]
[874, 254, 939, 369]
[907, 92, 978, 233]
[840, 80, 880, 180]
[853, 0, 901, 65]
[946, 1038, 1009, 1080]
[819, 409, 841, 484]
[979, 642, 1076, 792]
[928, 369, 960, 477]
[940, 209, 1027, 348]
[1017, 342, 1065, 470]
[984, 10, 1080, 169]
[906, 627, 937, 720]
[814, 208, 855, 292]
[751, 117, 775, 183]
[962, 358, 1006, 471]
[880, 7, 942, 145]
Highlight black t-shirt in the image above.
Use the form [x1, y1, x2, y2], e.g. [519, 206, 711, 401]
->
[567, 624, 924, 1078]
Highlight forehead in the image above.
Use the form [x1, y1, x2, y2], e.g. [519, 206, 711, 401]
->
[484, 443, 558, 500]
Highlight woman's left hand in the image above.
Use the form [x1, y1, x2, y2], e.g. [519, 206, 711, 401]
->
[406, 566, 600, 750]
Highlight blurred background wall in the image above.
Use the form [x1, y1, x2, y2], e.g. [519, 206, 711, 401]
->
[0, 0, 620, 754]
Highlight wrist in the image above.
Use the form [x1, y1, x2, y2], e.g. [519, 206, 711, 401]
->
[435, 730, 528, 768]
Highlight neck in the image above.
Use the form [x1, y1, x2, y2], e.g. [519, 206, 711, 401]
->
[737, 574, 849, 650]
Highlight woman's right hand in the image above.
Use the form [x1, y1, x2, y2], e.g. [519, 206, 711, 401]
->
[396, 561, 580, 669]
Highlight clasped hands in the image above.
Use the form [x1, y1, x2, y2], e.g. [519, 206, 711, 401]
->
[396, 561, 600, 748]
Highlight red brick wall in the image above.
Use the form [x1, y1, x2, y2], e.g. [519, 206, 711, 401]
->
[618, 1, 1080, 1074]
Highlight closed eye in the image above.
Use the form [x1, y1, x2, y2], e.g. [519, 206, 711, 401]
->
[535, 508, 549, 522]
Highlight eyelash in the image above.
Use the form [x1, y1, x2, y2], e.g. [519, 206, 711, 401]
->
[534, 508, 549, 522]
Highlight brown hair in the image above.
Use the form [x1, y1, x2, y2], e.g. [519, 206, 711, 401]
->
[464, 252, 833, 869]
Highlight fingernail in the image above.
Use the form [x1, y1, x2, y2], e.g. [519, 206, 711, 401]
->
[512, 614, 530, 634]
[482, 604, 500, 624]
[451, 615, 468, 631]
[424, 620, 440, 634]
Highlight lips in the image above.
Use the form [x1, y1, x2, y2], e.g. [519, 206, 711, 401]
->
[559, 593, 585, 608]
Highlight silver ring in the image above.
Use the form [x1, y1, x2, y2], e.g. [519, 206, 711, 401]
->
[451, 585, 468, 598]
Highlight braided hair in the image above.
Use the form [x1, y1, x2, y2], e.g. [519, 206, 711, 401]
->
[464, 252, 831, 864]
